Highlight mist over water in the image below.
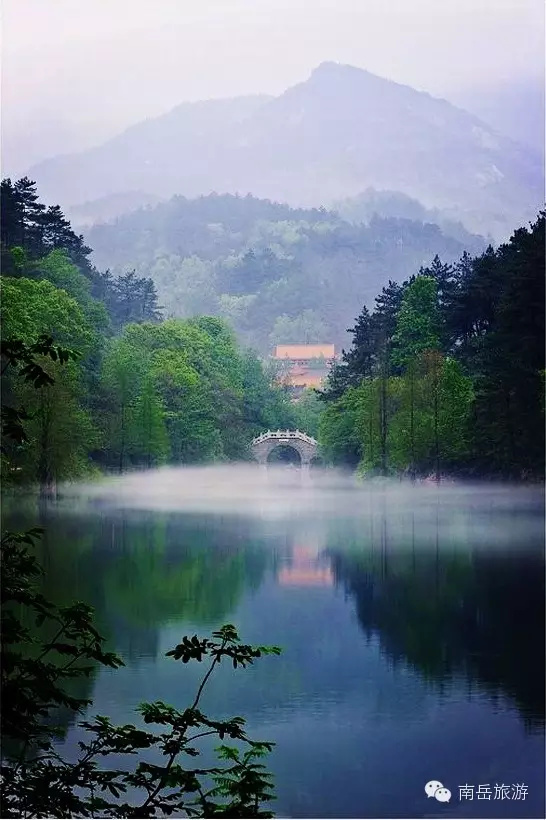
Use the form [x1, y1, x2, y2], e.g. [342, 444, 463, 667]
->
[62, 463, 544, 512]
[59, 464, 544, 549]
[8, 467, 544, 818]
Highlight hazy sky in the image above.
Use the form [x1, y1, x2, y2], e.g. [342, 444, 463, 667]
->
[2, 0, 544, 172]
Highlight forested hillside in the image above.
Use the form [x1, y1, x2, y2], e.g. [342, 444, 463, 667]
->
[319, 213, 545, 479]
[0, 178, 304, 491]
[86, 192, 485, 352]
[1, 177, 543, 484]
[333, 188, 490, 245]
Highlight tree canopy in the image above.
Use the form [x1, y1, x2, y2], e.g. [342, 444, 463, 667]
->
[320, 213, 545, 480]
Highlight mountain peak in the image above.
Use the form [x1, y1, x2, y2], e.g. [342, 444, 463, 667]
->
[26, 61, 542, 241]
[310, 61, 375, 82]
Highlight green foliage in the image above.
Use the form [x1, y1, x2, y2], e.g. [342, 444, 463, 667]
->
[1, 178, 90, 268]
[268, 311, 326, 347]
[1, 530, 280, 818]
[351, 378, 385, 475]
[385, 355, 472, 476]
[240, 352, 296, 436]
[1, 324, 280, 815]
[86, 192, 478, 354]
[0, 332, 92, 488]
[429, 355, 474, 467]
[100, 339, 144, 472]
[33, 249, 111, 336]
[3, 178, 542, 480]
[291, 390, 323, 439]
[465, 215, 545, 477]
[319, 214, 543, 479]
[0, 335, 82, 494]
[319, 388, 363, 467]
[1, 178, 162, 335]
[1, 277, 94, 353]
[96, 317, 294, 469]
[391, 276, 441, 367]
[13, 360, 100, 487]
[1, 336, 79, 389]
[132, 375, 170, 468]
[150, 255, 220, 319]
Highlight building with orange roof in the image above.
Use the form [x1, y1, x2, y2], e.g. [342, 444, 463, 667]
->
[273, 343, 336, 394]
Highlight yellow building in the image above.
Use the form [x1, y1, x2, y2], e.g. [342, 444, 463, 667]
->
[273, 344, 336, 393]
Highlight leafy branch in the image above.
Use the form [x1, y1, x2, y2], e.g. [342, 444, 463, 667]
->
[1, 336, 80, 451]
[1, 530, 281, 818]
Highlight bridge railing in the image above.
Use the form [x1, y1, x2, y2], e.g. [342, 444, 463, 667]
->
[251, 429, 318, 446]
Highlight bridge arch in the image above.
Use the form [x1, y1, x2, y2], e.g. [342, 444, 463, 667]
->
[250, 430, 318, 466]
[267, 443, 302, 466]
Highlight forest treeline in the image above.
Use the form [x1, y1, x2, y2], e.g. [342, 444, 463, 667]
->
[85, 192, 485, 352]
[1, 178, 543, 484]
[319, 214, 545, 480]
[0, 178, 307, 490]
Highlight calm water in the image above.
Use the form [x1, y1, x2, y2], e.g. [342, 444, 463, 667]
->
[7, 468, 545, 819]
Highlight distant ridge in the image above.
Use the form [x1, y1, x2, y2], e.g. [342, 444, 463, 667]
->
[27, 63, 543, 240]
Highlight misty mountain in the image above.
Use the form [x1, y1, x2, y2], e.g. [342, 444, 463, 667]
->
[86, 191, 486, 353]
[450, 76, 545, 159]
[28, 63, 542, 241]
[68, 190, 164, 228]
[333, 188, 488, 244]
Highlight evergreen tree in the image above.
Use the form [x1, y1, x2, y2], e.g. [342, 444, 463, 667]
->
[372, 279, 404, 344]
[318, 360, 351, 402]
[110, 270, 163, 331]
[343, 305, 377, 385]
[470, 215, 545, 477]
[419, 255, 454, 301]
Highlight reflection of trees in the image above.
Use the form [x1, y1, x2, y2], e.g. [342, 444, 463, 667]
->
[15, 522, 99, 743]
[9, 508, 272, 738]
[330, 527, 545, 730]
[102, 515, 269, 627]
[31, 509, 270, 633]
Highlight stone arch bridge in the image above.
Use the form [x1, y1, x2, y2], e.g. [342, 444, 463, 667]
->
[251, 429, 319, 466]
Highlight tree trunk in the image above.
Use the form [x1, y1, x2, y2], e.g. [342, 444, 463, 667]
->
[409, 365, 415, 480]
[380, 357, 388, 476]
[119, 401, 125, 474]
[434, 363, 440, 483]
[38, 390, 55, 497]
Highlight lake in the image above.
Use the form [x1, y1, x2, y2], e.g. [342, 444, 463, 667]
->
[6, 467, 545, 818]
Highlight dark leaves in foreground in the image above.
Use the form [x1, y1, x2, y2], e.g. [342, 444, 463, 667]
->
[1, 530, 280, 817]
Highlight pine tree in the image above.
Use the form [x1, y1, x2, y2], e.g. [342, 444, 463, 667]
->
[470, 215, 545, 477]
[342, 305, 377, 385]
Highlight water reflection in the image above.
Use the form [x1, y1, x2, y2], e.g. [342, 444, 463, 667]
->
[328, 517, 545, 730]
[4, 470, 544, 818]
